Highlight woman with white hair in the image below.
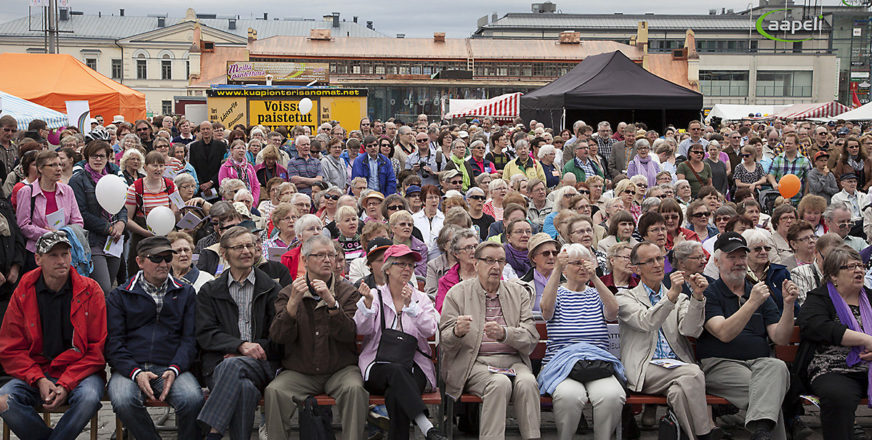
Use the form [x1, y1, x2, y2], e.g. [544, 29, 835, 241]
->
[483, 178, 509, 221]
[629, 175, 649, 207]
[335, 204, 363, 270]
[389, 210, 428, 279]
[219, 178, 246, 202]
[120, 147, 144, 186]
[538, 144, 560, 188]
[543, 186, 579, 239]
[262, 203, 298, 262]
[537, 243, 625, 440]
[626, 139, 660, 188]
[116, 133, 144, 166]
[276, 213, 323, 280]
[743, 227, 794, 314]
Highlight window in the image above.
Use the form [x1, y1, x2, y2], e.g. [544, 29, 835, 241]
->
[161, 58, 171, 80]
[700, 71, 749, 96]
[161, 100, 172, 116]
[136, 56, 147, 79]
[756, 71, 813, 97]
[186, 60, 190, 79]
[111, 59, 122, 79]
[375, 65, 385, 75]
[85, 58, 96, 71]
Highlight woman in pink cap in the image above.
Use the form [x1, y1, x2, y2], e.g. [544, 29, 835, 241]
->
[354, 244, 444, 440]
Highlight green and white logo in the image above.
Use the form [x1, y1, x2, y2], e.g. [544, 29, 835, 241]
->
[756, 9, 824, 42]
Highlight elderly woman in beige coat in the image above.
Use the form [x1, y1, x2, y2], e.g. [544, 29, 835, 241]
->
[439, 241, 541, 440]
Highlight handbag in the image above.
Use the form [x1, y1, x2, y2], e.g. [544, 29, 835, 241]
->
[296, 396, 336, 440]
[658, 408, 690, 440]
[373, 287, 419, 369]
[567, 359, 614, 384]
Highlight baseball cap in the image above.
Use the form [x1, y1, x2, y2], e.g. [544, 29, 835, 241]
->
[89, 118, 98, 125]
[714, 231, 749, 253]
[813, 151, 829, 161]
[383, 244, 423, 263]
[838, 127, 850, 136]
[365, 237, 393, 263]
[527, 233, 558, 260]
[36, 231, 71, 255]
[363, 191, 385, 202]
[136, 236, 176, 257]
[841, 172, 858, 182]
[458, 130, 469, 139]
[405, 185, 421, 196]
[442, 169, 461, 181]
[444, 190, 463, 199]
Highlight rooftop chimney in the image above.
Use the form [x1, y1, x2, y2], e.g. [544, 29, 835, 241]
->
[263, 12, 268, 20]
[396, 33, 405, 38]
[433, 32, 445, 43]
[558, 31, 581, 44]
[120, 8, 124, 16]
[353, 16, 358, 23]
[157, 16, 165, 28]
[59, 8, 69, 21]
[366, 21, 373, 30]
[332, 12, 340, 28]
[229, 18, 236, 30]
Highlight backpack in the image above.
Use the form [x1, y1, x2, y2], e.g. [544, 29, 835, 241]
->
[132, 177, 176, 217]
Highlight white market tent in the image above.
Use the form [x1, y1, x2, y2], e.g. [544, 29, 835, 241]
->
[444, 92, 522, 120]
[705, 104, 789, 123]
[772, 101, 852, 120]
[0, 89, 68, 131]
[827, 101, 872, 121]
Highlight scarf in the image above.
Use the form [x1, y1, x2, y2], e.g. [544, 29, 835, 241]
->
[849, 155, 864, 173]
[451, 154, 470, 189]
[85, 163, 111, 219]
[230, 158, 251, 190]
[826, 281, 872, 406]
[631, 156, 658, 187]
[504, 242, 531, 277]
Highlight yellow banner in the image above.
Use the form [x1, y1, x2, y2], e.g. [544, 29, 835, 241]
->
[208, 97, 247, 129]
[248, 99, 317, 131]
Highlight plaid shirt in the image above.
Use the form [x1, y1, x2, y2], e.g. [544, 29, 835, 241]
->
[643, 283, 679, 360]
[228, 269, 256, 342]
[596, 136, 618, 159]
[769, 152, 811, 203]
[286, 155, 323, 194]
[138, 271, 169, 314]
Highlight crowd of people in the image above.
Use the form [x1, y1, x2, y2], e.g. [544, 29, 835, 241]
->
[1, 111, 872, 440]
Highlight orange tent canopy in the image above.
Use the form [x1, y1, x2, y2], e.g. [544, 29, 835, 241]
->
[0, 53, 146, 124]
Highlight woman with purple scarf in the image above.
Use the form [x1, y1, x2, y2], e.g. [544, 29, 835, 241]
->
[69, 139, 127, 295]
[218, 139, 261, 202]
[797, 246, 872, 439]
[502, 218, 533, 281]
[626, 139, 660, 188]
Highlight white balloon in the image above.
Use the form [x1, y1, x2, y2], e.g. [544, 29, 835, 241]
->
[146, 206, 175, 236]
[95, 174, 127, 215]
[298, 98, 313, 115]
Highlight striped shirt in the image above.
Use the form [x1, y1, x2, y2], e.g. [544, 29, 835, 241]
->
[479, 293, 515, 355]
[644, 284, 679, 360]
[544, 286, 609, 365]
[126, 180, 172, 216]
[227, 269, 256, 342]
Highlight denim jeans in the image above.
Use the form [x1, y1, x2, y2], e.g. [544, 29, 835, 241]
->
[108, 366, 204, 440]
[0, 373, 104, 440]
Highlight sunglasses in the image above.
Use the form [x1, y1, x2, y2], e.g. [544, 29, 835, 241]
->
[387, 204, 404, 211]
[751, 246, 773, 253]
[537, 250, 559, 257]
[146, 254, 173, 264]
[136, 127, 150, 132]
[691, 212, 710, 218]
[469, 195, 486, 201]
[416, 139, 428, 143]
[450, 180, 463, 185]
[741, 153, 751, 158]
[324, 194, 340, 201]
[579, 190, 590, 195]
[690, 151, 704, 155]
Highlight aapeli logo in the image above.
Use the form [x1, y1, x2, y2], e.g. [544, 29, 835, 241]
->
[755, 9, 824, 43]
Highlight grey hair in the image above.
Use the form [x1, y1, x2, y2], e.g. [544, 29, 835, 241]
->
[714, 205, 738, 218]
[489, 178, 508, 191]
[515, 139, 529, 150]
[173, 172, 195, 188]
[219, 178, 245, 196]
[233, 189, 253, 202]
[641, 197, 661, 213]
[553, 186, 578, 210]
[741, 228, 770, 247]
[294, 214, 322, 239]
[437, 224, 463, 253]
[597, 121, 611, 130]
[672, 240, 704, 263]
[629, 175, 648, 186]
[635, 139, 651, 149]
[561, 243, 593, 261]
[469, 140, 485, 151]
[824, 201, 851, 220]
[675, 179, 690, 189]
[450, 229, 479, 255]
[822, 245, 863, 282]
[572, 120, 587, 132]
[295, 134, 310, 145]
[292, 192, 312, 205]
[301, 234, 334, 257]
[218, 226, 255, 250]
[538, 144, 556, 159]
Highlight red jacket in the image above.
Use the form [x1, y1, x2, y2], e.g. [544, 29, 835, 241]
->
[0, 267, 107, 391]
[280, 245, 304, 281]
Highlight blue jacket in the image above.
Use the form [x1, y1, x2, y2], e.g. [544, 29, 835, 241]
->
[763, 263, 796, 314]
[351, 153, 397, 195]
[106, 273, 198, 379]
[68, 168, 128, 249]
[537, 341, 626, 395]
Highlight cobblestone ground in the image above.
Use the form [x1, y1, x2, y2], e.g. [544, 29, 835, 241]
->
[1, 403, 865, 439]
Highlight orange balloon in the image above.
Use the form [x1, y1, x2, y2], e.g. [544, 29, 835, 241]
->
[778, 174, 801, 199]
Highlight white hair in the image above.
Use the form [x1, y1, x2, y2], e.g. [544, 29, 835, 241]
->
[629, 175, 648, 186]
[292, 192, 312, 205]
[561, 243, 593, 261]
[489, 178, 508, 191]
[295, 134, 310, 145]
[538, 144, 556, 159]
[233, 189, 253, 202]
[294, 214, 323, 239]
[250, 128, 264, 138]
[741, 228, 770, 247]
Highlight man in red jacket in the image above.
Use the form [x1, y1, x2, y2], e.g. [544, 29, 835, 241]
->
[0, 231, 107, 439]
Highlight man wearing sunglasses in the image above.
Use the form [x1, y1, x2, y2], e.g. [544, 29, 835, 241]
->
[106, 236, 204, 440]
[405, 132, 439, 186]
[678, 120, 709, 159]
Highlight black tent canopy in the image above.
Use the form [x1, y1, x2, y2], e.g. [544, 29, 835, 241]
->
[520, 51, 703, 132]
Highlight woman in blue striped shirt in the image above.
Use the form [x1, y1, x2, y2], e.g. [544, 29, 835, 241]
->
[538, 243, 625, 440]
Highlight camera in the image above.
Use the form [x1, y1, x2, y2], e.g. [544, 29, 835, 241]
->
[419, 157, 429, 178]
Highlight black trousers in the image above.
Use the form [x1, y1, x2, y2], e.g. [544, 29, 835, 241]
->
[810, 371, 868, 440]
[365, 363, 427, 440]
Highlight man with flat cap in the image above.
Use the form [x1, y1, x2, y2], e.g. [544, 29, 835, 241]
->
[106, 236, 203, 440]
[0, 231, 107, 439]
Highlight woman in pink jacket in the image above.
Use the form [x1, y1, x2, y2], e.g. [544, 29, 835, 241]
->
[16, 150, 84, 271]
[353, 244, 443, 440]
[218, 139, 260, 202]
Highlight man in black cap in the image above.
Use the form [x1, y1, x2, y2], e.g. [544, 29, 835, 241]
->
[355, 237, 393, 289]
[106, 236, 203, 440]
[831, 173, 870, 225]
[0, 231, 106, 439]
[696, 232, 800, 440]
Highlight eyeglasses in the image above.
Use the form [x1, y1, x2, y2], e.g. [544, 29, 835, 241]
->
[387, 204, 404, 211]
[391, 261, 415, 270]
[691, 212, 710, 218]
[579, 190, 590, 195]
[751, 245, 772, 253]
[623, 190, 636, 195]
[226, 243, 258, 252]
[840, 262, 865, 271]
[469, 195, 486, 201]
[1, 127, 16, 133]
[741, 153, 751, 158]
[396, 222, 413, 228]
[456, 245, 476, 253]
[91, 154, 107, 160]
[662, 214, 680, 221]
[324, 194, 340, 201]
[308, 252, 336, 260]
[794, 235, 817, 243]
[635, 255, 665, 266]
[146, 254, 173, 264]
[690, 150, 705, 155]
[715, 216, 732, 223]
[477, 257, 507, 266]
[416, 139, 428, 143]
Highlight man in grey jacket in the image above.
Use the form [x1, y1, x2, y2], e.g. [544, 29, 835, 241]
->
[806, 151, 839, 203]
[616, 241, 714, 439]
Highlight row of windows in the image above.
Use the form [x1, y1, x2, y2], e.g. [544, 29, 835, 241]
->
[302, 59, 576, 79]
[83, 57, 188, 81]
[701, 70, 813, 97]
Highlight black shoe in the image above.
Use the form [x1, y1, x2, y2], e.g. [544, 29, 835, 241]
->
[855, 423, 868, 440]
[789, 418, 814, 440]
[751, 430, 773, 440]
[425, 427, 448, 440]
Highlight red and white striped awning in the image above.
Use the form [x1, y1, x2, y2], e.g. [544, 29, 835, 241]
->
[444, 92, 522, 120]
[773, 101, 852, 120]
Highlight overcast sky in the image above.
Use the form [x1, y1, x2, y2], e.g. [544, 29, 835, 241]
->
[0, 0, 813, 38]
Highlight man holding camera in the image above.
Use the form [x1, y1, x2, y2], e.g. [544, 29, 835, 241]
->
[406, 132, 440, 186]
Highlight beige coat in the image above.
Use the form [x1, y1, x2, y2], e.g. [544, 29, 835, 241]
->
[438, 278, 539, 399]
[616, 283, 706, 392]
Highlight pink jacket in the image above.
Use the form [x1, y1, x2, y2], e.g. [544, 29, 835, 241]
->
[436, 263, 461, 312]
[16, 182, 84, 253]
[353, 284, 438, 390]
[218, 159, 260, 202]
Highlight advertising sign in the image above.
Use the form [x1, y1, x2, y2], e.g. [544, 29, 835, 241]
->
[248, 100, 316, 130]
[756, 9, 824, 43]
[226, 61, 330, 84]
